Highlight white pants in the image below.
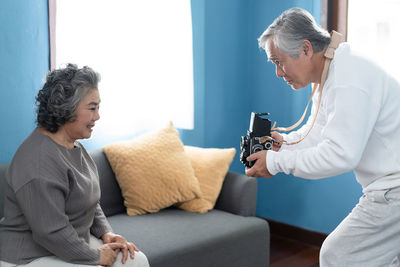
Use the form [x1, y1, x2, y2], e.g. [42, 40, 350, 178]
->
[0, 236, 149, 267]
[320, 186, 400, 267]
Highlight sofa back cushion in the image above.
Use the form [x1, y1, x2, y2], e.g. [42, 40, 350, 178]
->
[89, 149, 125, 216]
[102, 123, 202, 216]
[0, 164, 8, 219]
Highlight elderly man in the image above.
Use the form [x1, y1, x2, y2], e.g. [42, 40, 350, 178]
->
[246, 7, 400, 266]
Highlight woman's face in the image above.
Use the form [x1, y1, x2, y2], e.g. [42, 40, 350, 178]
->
[63, 88, 101, 141]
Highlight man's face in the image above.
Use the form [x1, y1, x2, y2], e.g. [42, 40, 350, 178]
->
[265, 38, 312, 90]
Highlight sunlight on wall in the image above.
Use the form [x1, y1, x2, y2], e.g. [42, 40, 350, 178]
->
[348, 0, 400, 79]
[56, 0, 194, 138]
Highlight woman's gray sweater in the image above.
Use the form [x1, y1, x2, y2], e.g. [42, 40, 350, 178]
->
[0, 129, 112, 265]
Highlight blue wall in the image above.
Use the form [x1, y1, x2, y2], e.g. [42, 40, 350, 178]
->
[0, 0, 362, 234]
[0, 0, 49, 163]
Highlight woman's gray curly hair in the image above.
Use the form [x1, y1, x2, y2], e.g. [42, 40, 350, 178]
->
[36, 63, 100, 133]
[258, 7, 331, 58]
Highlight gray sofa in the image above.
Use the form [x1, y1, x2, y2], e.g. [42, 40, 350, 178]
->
[0, 149, 270, 267]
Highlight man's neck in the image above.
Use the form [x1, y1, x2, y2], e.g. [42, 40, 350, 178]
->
[312, 50, 327, 84]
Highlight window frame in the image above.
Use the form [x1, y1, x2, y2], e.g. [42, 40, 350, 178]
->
[321, 0, 348, 40]
[48, 0, 56, 70]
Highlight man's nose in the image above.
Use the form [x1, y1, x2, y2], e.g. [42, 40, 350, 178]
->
[95, 109, 100, 121]
[276, 65, 285, 78]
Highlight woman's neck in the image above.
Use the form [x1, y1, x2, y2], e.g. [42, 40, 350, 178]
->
[38, 127, 76, 149]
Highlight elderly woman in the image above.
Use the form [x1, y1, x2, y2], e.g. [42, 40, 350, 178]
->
[0, 64, 149, 267]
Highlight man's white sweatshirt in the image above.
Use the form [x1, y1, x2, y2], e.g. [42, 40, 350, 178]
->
[267, 43, 400, 192]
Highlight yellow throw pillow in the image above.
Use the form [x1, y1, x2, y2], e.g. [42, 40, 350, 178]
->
[177, 146, 236, 213]
[103, 122, 202, 216]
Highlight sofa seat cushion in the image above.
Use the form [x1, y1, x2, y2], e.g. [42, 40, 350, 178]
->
[106, 208, 269, 267]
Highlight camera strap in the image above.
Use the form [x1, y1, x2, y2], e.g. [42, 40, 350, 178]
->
[271, 30, 343, 145]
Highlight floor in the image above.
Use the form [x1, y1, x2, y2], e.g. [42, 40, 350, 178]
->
[269, 234, 321, 267]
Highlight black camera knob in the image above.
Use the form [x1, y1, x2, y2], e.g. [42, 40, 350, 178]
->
[241, 136, 248, 146]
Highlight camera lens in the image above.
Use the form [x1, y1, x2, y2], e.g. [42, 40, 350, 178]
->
[252, 144, 264, 153]
[265, 142, 272, 150]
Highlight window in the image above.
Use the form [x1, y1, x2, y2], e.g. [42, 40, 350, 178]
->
[322, 0, 400, 79]
[49, 0, 194, 139]
[347, 0, 400, 79]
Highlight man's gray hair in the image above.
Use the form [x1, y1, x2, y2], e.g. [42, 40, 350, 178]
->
[258, 8, 331, 58]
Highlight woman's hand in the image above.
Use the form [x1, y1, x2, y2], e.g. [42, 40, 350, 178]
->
[102, 232, 139, 264]
[271, 131, 283, 151]
[99, 242, 125, 267]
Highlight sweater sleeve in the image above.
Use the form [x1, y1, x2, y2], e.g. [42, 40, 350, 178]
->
[90, 203, 113, 238]
[267, 85, 379, 178]
[15, 178, 100, 265]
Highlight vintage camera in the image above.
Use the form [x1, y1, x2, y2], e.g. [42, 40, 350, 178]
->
[240, 112, 273, 167]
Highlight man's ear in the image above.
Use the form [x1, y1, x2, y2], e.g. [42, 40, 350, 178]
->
[302, 40, 313, 57]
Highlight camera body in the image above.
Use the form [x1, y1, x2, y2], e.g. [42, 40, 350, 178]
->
[240, 112, 273, 167]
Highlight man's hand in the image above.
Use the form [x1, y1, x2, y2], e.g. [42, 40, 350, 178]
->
[271, 131, 283, 151]
[245, 150, 273, 178]
[102, 232, 139, 264]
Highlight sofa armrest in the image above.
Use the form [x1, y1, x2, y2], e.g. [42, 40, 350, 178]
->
[0, 164, 9, 219]
[214, 171, 258, 217]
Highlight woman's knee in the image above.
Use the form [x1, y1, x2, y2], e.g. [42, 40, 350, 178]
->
[132, 251, 150, 267]
[113, 251, 149, 267]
